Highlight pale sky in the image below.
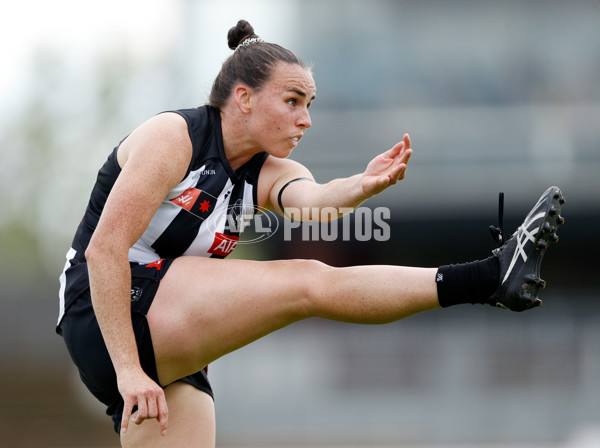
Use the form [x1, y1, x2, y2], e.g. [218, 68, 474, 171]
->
[0, 0, 299, 274]
[0, 0, 298, 108]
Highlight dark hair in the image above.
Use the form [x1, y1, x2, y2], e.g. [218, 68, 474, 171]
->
[209, 20, 308, 110]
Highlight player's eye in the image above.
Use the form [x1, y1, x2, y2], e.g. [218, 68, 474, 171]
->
[287, 98, 297, 106]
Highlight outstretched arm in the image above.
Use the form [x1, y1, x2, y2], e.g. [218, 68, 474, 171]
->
[260, 134, 412, 220]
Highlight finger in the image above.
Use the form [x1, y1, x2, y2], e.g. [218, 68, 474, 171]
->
[396, 134, 410, 158]
[120, 399, 134, 434]
[396, 164, 408, 180]
[147, 393, 159, 419]
[374, 175, 391, 190]
[389, 163, 407, 183]
[133, 396, 148, 425]
[398, 147, 412, 165]
[384, 140, 404, 159]
[157, 391, 169, 436]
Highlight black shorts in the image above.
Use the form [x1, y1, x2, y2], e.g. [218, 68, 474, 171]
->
[59, 259, 213, 434]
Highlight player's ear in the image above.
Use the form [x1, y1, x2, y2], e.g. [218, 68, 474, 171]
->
[234, 85, 252, 114]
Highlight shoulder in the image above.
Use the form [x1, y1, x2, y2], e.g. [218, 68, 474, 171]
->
[117, 112, 191, 169]
[167, 105, 219, 137]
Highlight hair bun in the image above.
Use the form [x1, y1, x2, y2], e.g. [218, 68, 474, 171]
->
[228, 20, 258, 50]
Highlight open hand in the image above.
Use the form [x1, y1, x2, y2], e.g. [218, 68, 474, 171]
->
[361, 133, 412, 197]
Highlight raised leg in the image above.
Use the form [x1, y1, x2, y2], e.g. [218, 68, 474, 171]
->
[147, 257, 439, 386]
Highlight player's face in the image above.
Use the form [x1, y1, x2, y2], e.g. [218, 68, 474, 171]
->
[247, 62, 316, 158]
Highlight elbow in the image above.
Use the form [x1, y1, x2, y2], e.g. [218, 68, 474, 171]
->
[85, 236, 127, 265]
[85, 241, 102, 265]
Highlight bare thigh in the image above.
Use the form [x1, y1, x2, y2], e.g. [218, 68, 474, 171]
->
[147, 256, 438, 385]
[147, 257, 318, 385]
[120, 381, 215, 447]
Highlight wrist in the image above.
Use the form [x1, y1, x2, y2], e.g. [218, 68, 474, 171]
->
[114, 361, 144, 379]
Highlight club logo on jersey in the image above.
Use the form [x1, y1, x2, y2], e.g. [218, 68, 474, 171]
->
[171, 188, 213, 214]
[198, 199, 211, 212]
[208, 232, 240, 257]
[171, 188, 201, 211]
[131, 286, 143, 302]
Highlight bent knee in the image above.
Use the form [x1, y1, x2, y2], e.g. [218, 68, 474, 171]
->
[283, 259, 334, 317]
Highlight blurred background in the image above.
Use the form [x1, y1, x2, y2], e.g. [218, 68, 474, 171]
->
[1, 0, 599, 446]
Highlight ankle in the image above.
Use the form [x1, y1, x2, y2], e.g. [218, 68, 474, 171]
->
[435, 256, 500, 307]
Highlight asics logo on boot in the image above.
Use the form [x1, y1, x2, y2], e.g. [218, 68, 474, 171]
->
[501, 211, 545, 284]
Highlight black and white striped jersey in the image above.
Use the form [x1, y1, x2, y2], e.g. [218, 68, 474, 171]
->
[58, 105, 268, 327]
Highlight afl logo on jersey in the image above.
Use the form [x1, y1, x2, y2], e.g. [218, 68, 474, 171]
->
[208, 232, 239, 257]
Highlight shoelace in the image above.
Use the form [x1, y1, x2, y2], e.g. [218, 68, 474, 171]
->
[488, 192, 504, 247]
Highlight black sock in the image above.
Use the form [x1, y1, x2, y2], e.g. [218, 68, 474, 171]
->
[435, 256, 500, 307]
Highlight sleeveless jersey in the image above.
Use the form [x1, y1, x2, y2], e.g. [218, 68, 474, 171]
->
[58, 105, 268, 328]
